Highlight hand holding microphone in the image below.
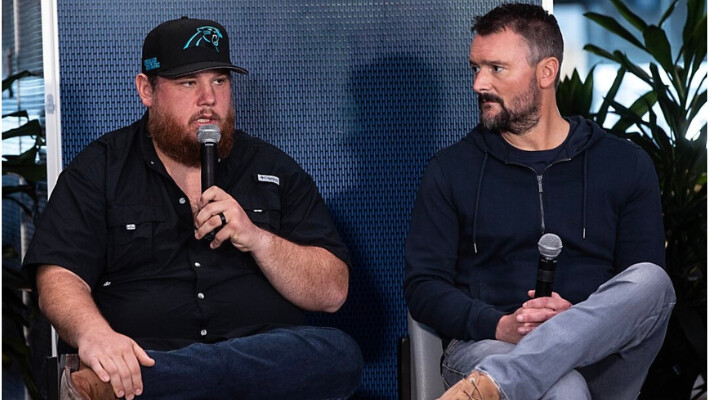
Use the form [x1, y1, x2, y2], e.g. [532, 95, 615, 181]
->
[534, 233, 563, 298]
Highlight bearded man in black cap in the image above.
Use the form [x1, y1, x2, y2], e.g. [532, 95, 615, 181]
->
[23, 17, 363, 400]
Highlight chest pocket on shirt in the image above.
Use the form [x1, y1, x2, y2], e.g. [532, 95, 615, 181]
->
[236, 188, 282, 233]
[106, 205, 165, 274]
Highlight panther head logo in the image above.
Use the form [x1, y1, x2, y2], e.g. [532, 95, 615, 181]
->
[183, 26, 224, 52]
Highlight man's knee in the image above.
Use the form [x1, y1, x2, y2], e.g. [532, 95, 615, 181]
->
[294, 327, 363, 382]
[626, 262, 676, 304]
[296, 326, 362, 361]
[542, 370, 591, 400]
[290, 327, 363, 397]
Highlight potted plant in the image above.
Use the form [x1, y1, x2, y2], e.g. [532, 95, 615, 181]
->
[557, 0, 707, 398]
[3, 69, 45, 399]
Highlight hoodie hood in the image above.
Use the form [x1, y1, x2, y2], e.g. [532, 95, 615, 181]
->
[463, 116, 607, 162]
[462, 116, 609, 252]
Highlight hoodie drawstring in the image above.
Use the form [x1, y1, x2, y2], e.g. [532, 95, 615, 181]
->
[473, 152, 488, 254]
[582, 149, 588, 239]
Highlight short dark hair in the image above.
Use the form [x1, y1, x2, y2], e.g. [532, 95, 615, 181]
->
[473, 3, 564, 76]
[148, 74, 160, 89]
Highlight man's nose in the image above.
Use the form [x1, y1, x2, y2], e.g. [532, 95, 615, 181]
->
[472, 70, 490, 93]
[197, 84, 216, 106]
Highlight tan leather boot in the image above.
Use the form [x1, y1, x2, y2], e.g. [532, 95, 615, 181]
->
[437, 370, 500, 400]
[60, 355, 116, 400]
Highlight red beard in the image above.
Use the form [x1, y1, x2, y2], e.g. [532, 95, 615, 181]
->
[148, 107, 235, 167]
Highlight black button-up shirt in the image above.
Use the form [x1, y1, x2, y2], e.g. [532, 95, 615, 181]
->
[23, 114, 350, 351]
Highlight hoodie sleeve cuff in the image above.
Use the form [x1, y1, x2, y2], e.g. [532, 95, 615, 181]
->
[472, 307, 506, 340]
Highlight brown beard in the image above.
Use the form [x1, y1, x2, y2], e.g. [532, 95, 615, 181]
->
[148, 107, 236, 167]
[478, 75, 541, 135]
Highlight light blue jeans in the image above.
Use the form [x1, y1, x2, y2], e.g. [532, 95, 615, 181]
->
[139, 326, 363, 399]
[442, 263, 675, 400]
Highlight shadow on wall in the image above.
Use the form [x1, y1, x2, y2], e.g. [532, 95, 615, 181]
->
[311, 53, 443, 399]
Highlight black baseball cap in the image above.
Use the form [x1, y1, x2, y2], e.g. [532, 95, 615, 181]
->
[141, 16, 248, 77]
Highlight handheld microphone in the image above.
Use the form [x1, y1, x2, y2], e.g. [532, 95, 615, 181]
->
[534, 233, 563, 298]
[198, 124, 221, 241]
[198, 124, 221, 192]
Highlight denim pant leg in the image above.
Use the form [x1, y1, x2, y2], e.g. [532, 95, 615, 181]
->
[442, 339, 516, 389]
[442, 339, 591, 400]
[139, 326, 363, 400]
[474, 263, 675, 400]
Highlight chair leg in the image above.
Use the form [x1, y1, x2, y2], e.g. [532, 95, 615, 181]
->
[45, 356, 59, 400]
[399, 336, 412, 400]
[47, 354, 80, 400]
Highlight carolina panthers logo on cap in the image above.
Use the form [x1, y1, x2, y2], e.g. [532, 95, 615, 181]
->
[183, 26, 223, 52]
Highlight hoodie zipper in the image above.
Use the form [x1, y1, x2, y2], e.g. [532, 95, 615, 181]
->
[536, 175, 545, 232]
[506, 157, 572, 233]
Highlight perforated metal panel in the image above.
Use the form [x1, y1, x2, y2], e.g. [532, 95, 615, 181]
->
[56, 1, 539, 397]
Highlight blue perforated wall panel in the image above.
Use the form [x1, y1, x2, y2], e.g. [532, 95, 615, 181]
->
[57, 1, 540, 397]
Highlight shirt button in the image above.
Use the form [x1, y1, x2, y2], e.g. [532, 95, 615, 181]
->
[197, 292, 205, 299]
[179, 197, 186, 204]
[194, 262, 201, 268]
[200, 329, 207, 336]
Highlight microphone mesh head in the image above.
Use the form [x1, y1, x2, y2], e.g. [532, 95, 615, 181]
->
[197, 124, 221, 144]
[538, 233, 563, 259]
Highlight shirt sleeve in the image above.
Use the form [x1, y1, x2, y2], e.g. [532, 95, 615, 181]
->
[404, 157, 503, 341]
[277, 160, 352, 267]
[22, 147, 108, 289]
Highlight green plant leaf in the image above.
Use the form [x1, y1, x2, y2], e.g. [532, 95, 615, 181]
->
[580, 68, 596, 109]
[2, 64, 46, 400]
[687, 89, 707, 124]
[647, 64, 682, 127]
[681, 0, 707, 74]
[659, 0, 679, 27]
[610, 0, 648, 31]
[597, 66, 626, 125]
[609, 92, 658, 133]
[1, 184, 34, 196]
[3, 245, 19, 259]
[583, 44, 622, 63]
[2, 110, 29, 120]
[584, 12, 645, 50]
[683, 0, 705, 44]
[2, 141, 47, 183]
[3, 145, 38, 165]
[690, 16, 707, 77]
[644, 26, 674, 73]
[613, 51, 653, 84]
[557, 67, 596, 118]
[1, 120, 42, 141]
[2, 163, 46, 183]
[1, 70, 39, 92]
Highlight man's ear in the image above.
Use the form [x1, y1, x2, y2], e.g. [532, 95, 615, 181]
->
[537, 57, 559, 89]
[136, 73, 155, 107]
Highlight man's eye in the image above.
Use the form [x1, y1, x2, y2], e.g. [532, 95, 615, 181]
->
[493, 66, 504, 72]
[181, 81, 195, 87]
[471, 66, 480, 73]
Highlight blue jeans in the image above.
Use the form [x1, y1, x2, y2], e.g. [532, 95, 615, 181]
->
[140, 326, 363, 399]
[442, 263, 675, 400]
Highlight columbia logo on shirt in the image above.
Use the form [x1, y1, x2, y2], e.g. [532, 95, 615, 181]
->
[257, 174, 280, 186]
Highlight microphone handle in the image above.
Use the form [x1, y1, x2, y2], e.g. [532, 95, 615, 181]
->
[201, 143, 217, 192]
[201, 143, 219, 241]
[534, 258, 557, 298]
